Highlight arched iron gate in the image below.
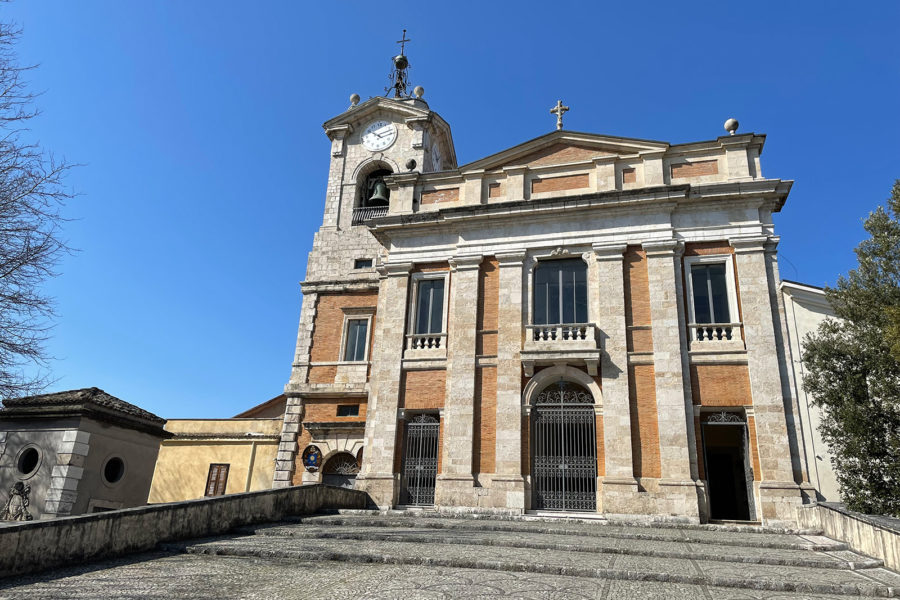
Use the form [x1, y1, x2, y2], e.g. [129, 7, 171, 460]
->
[531, 381, 597, 511]
[401, 414, 440, 506]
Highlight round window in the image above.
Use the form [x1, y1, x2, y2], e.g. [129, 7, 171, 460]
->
[16, 446, 40, 477]
[103, 457, 125, 484]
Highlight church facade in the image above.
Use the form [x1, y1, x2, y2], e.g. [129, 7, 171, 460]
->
[274, 75, 813, 526]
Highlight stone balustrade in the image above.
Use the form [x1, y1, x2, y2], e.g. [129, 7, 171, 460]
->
[688, 322, 745, 348]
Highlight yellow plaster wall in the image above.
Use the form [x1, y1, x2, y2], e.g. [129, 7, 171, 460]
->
[147, 418, 281, 503]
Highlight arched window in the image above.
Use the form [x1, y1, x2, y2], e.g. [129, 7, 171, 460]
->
[322, 452, 360, 489]
[359, 168, 392, 208]
[533, 258, 587, 325]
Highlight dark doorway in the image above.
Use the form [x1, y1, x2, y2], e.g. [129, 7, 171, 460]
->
[702, 413, 754, 521]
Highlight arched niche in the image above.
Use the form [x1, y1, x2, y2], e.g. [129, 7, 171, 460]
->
[353, 158, 398, 209]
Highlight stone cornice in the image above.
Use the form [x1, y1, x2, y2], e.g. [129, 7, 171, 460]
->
[449, 254, 483, 271]
[300, 280, 379, 294]
[495, 250, 527, 266]
[592, 242, 627, 260]
[642, 239, 681, 257]
[730, 235, 770, 253]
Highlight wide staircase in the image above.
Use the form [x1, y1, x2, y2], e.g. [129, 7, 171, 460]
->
[182, 511, 898, 599]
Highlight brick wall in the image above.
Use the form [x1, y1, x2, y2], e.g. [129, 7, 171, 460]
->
[307, 291, 379, 384]
[473, 366, 497, 474]
[671, 159, 718, 178]
[292, 398, 368, 484]
[629, 364, 661, 478]
[488, 182, 503, 198]
[622, 168, 636, 184]
[690, 364, 752, 406]
[531, 173, 589, 194]
[477, 258, 499, 356]
[517, 143, 607, 167]
[421, 188, 459, 205]
[401, 370, 447, 409]
[624, 247, 653, 352]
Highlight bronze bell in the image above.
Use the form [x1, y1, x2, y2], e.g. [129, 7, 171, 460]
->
[368, 179, 390, 203]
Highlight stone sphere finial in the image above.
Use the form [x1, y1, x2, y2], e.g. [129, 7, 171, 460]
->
[724, 118, 739, 135]
[413, 86, 424, 99]
[350, 93, 360, 107]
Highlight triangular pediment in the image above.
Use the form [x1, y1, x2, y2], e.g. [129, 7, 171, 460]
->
[461, 130, 670, 172]
[323, 96, 433, 132]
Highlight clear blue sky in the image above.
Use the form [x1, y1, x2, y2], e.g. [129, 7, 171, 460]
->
[3, 1, 898, 418]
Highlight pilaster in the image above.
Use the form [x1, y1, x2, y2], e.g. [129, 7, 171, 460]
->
[492, 250, 527, 510]
[43, 430, 90, 517]
[640, 151, 666, 186]
[593, 156, 616, 192]
[643, 239, 700, 519]
[435, 254, 482, 506]
[731, 236, 802, 524]
[503, 166, 528, 202]
[322, 125, 351, 228]
[355, 261, 413, 508]
[593, 243, 640, 511]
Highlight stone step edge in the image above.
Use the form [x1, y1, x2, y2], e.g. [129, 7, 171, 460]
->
[175, 543, 897, 599]
[331, 508, 826, 536]
[238, 528, 882, 571]
[293, 516, 849, 552]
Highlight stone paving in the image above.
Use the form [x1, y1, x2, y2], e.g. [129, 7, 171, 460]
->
[1, 512, 898, 599]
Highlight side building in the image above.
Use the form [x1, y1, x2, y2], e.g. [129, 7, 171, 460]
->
[275, 71, 816, 526]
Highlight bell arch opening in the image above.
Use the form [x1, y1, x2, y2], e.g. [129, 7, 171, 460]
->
[530, 379, 598, 512]
[352, 162, 393, 225]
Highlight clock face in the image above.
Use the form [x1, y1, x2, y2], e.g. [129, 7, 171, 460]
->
[362, 120, 397, 151]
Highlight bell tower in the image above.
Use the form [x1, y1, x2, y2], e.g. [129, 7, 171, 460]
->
[275, 34, 456, 488]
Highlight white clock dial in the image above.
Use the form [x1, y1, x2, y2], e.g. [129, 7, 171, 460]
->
[362, 120, 397, 151]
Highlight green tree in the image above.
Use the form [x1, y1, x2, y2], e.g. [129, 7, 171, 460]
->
[802, 180, 900, 516]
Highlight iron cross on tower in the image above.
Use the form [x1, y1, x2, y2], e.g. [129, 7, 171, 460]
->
[550, 99, 569, 131]
[387, 29, 412, 98]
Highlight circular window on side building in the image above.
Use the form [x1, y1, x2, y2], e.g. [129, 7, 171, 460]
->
[15, 445, 41, 479]
[102, 456, 126, 485]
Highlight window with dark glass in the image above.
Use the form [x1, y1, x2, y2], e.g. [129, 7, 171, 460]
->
[533, 259, 588, 324]
[354, 258, 373, 269]
[343, 319, 368, 362]
[337, 404, 359, 417]
[414, 279, 444, 334]
[690, 263, 731, 323]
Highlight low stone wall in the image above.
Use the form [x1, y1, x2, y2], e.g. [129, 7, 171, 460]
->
[796, 502, 900, 571]
[0, 484, 369, 578]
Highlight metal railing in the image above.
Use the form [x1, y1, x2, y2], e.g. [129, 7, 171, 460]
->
[351, 205, 389, 225]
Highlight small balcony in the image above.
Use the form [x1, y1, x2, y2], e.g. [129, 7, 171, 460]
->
[403, 332, 447, 361]
[688, 322, 745, 350]
[522, 323, 601, 376]
[351, 205, 389, 225]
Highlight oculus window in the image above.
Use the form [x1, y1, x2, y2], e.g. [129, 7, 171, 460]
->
[533, 259, 588, 325]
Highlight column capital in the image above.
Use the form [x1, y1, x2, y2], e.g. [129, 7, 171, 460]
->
[642, 238, 682, 257]
[496, 250, 527, 266]
[449, 254, 483, 271]
[729, 235, 769, 254]
[592, 242, 627, 261]
[380, 261, 414, 277]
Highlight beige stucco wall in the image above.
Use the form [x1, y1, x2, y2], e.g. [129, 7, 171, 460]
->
[781, 281, 840, 501]
[148, 419, 281, 504]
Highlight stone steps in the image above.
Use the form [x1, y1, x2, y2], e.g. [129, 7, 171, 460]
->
[179, 531, 900, 598]
[294, 513, 847, 551]
[238, 522, 880, 570]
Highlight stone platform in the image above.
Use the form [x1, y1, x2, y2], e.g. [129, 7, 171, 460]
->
[2, 511, 899, 599]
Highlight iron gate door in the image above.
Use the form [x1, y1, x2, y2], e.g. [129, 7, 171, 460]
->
[401, 414, 439, 505]
[532, 381, 597, 511]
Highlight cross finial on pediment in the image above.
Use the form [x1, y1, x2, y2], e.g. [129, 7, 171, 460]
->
[550, 99, 569, 131]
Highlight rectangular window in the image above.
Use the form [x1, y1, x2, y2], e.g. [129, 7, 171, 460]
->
[354, 258, 373, 269]
[343, 319, 368, 362]
[415, 278, 445, 334]
[337, 404, 360, 417]
[690, 263, 731, 324]
[205, 463, 229, 497]
[533, 258, 588, 325]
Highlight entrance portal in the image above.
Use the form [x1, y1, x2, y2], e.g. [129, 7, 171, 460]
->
[531, 381, 597, 511]
[400, 414, 439, 506]
[701, 411, 755, 521]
